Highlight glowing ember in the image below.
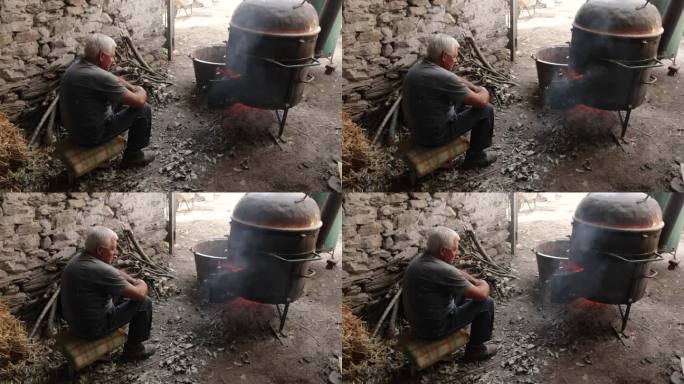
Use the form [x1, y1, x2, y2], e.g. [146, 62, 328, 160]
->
[561, 259, 584, 273]
[567, 68, 584, 80]
[218, 260, 243, 273]
[226, 296, 268, 308]
[570, 297, 609, 310]
[221, 297, 275, 336]
[564, 103, 617, 130]
[223, 103, 256, 118]
[220, 67, 241, 79]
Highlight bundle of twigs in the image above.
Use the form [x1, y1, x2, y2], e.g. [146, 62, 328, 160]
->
[114, 229, 176, 299]
[0, 111, 29, 189]
[114, 35, 175, 105]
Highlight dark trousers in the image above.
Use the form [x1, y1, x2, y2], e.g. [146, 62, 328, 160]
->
[441, 296, 495, 347]
[85, 297, 153, 347]
[438, 103, 495, 154]
[76, 103, 152, 153]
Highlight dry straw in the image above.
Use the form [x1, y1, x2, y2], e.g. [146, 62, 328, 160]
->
[0, 302, 29, 374]
[0, 112, 29, 190]
[342, 303, 392, 383]
[342, 112, 392, 191]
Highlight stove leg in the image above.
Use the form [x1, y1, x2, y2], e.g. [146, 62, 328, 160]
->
[274, 108, 289, 139]
[278, 302, 290, 333]
[617, 109, 631, 138]
[618, 303, 632, 333]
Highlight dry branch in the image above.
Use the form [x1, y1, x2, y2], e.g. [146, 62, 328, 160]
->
[28, 94, 59, 150]
[371, 286, 402, 338]
[28, 286, 60, 340]
[371, 94, 402, 147]
[122, 35, 152, 72]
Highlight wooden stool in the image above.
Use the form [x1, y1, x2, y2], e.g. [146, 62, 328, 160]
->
[396, 136, 470, 185]
[55, 136, 126, 184]
[396, 328, 470, 377]
[56, 328, 127, 375]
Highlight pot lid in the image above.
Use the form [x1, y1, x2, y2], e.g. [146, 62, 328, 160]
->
[573, 0, 663, 38]
[230, 0, 320, 37]
[231, 193, 322, 231]
[573, 193, 664, 231]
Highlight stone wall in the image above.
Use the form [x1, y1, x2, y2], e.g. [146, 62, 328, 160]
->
[342, 0, 511, 120]
[0, 0, 167, 120]
[342, 192, 511, 316]
[0, 192, 168, 315]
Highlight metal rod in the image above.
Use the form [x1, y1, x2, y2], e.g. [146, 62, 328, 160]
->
[620, 109, 631, 138]
[277, 107, 289, 138]
[621, 303, 632, 332]
[279, 302, 290, 332]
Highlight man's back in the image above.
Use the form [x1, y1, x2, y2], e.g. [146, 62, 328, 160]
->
[59, 58, 125, 144]
[401, 59, 468, 146]
[402, 252, 471, 338]
[60, 251, 128, 337]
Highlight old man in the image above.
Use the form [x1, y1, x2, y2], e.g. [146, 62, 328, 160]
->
[61, 226, 155, 361]
[59, 33, 154, 168]
[402, 226, 498, 361]
[402, 34, 497, 169]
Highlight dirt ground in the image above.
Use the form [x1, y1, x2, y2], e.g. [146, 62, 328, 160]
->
[377, 0, 684, 192]
[389, 194, 684, 384]
[26, 0, 342, 192]
[22, 193, 341, 383]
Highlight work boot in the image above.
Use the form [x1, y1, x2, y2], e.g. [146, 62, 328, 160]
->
[120, 343, 156, 362]
[462, 151, 497, 169]
[120, 150, 155, 169]
[463, 343, 498, 362]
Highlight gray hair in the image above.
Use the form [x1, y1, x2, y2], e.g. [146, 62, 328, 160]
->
[85, 226, 118, 254]
[426, 34, 460, 62]
[84, 33, 116, 62]
[426, 226, 460, 254]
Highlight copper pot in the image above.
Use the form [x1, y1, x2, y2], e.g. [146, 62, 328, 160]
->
[570, 0, 663, 70]
[569, 0, 664, 110]
[569, 193, 664, 304]
[227, 0, 320, 71]
[228, 192, 322, 258]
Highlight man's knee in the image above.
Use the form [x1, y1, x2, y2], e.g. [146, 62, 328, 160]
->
[142, 103, 152, 119]
[483, 104, 495, 119]
[141, 296, 153, 312]
[484, 296, 495, 312]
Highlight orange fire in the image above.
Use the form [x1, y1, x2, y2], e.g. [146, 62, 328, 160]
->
[226, 296, 266, 308]
[567, 68, 584, 80]
[562, 259, 584, 273]
[219, 260, 243, 273]
[223, 103, 256, 118]
[220, 67, 242, 79]
[564, 104, 616, 129]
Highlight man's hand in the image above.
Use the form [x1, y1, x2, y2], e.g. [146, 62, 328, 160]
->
[119, 77, 148, 108]
[119, 269, 149, 301]
[463, 279, 490, 301]
[459, 76, 491, 108]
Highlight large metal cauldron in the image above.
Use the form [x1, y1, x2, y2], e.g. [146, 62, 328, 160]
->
[225, 193, 322, 305]
[569, 0, 664, 111]
[569, 193, 664, 305]
[208, 0, 321, 122]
